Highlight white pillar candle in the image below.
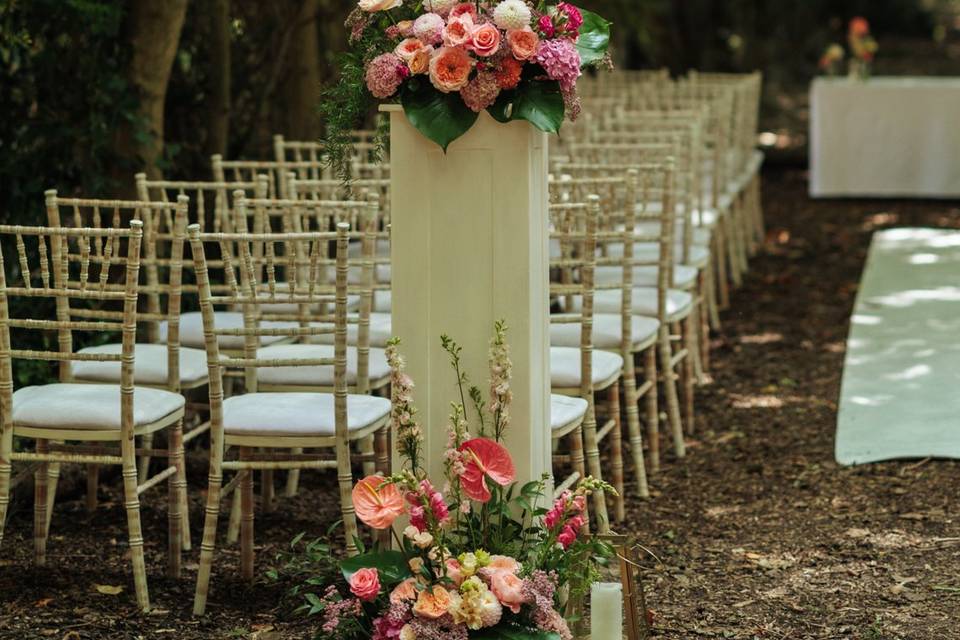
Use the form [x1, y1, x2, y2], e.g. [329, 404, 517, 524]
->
[591, 581, 623, 640]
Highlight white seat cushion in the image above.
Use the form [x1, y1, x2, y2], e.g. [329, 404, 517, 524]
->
[550, 346, 623, 388]
[603, 242, 710, 268]
[308, 312, 392, 348]
[160, 312, 299, 350]
[255, 344, 390, 387]
[595, 264, 699, 290]
[72, 343, 208, 386]
[551, 394, 588, 432]
[550, 314, 659, 351]
[577, 288, 693, 322]
[12, 383, 184, 431]
[223, 392, 390, 437]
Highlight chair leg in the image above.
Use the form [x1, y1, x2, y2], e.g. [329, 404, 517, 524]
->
[688, 301, 705, 383]
[606, 383, 625, 522]
[699, 271, 712, 376]
[284, 448, 302, 497]
[658, 327, 685, 459]
[621, 352, 649, 497]
[0, 425, 11, 549]
[715, 219, 731, 310]
[566, 425, 590, 534]
[44, 444, 60, 537]
[168, 419, 185, 579]
[682, 314, 697, 437]
[85, 465, 99, 513]
[138, 432, 154, 486]
[359, 435, 377, 478]
[643, 347, 659, 474]
[121, 435, 150, 611]
[261, 466, 275, 514]
[193, 453, 225, 616]
[581, 401, 610, 532]
[336, 435, 360, 557]
[374, 430, 392, 548]
[226, 485, 241, 544]
[707, 235, 723, 331]
[239, 447, 255, 582]
[33, 439, 49, 566]
[752, 174, 766, 248]
[728, 201, 745, 288]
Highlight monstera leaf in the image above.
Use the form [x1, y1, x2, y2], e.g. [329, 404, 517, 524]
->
[401, 79, 479, 151]
[340, 550, 411, 584]
[577, 9, 611, 67]
[487, 79, 565, 134]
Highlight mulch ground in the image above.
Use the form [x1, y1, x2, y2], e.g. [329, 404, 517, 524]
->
[2, 167, 959, 639]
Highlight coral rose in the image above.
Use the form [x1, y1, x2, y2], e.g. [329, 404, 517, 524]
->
[395, 37, 426, 62]
[486, 554, 520, 575]
[449, 2, 478, 21]
[409, 46, 433, 74]
[429, 46, 473, 93]
[470, 23, 502, 57]
[358, 0, 402, 11]
[390, 577, 419, 604]
[443, 14, 474, 47]
[445, 557, 465, 586]
[489, 571, 528, 614]
[412, 585, 453, 619]
[507, 27, 539, 61]
[348, 567, 381, 602]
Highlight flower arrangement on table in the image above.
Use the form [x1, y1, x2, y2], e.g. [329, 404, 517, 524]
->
[847, 16, 877, 80]
[311, 322, 615, 640]
[320, 0, 611, 176]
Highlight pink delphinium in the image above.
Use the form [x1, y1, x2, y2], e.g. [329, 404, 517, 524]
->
[366, 53, 409, 98]
[461, 72, 501, 112]
[535, 37, 581, 91]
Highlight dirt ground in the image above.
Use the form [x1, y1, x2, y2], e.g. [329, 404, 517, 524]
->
[1, 168, 959, 639]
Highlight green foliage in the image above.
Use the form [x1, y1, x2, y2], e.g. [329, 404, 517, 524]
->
[265, 531, 347, 614]
[340, 549, 411, 584]
[575, 9, 612, 66]
[488, 78, 565, 135]
[401, 77, 479, 152]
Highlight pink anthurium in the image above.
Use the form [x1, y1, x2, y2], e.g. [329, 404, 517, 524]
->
[458, 437, 516, 503]
[352, 475, 406, 529]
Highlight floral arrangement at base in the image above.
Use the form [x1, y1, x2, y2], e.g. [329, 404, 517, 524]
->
[319, 0, 611, 176]
[307, 322, 615, 640]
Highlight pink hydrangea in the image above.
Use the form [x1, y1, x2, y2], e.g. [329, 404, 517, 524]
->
[535, 38, 581, 91]
[461, 72, 501, 112]
[413, 12, 446, 44]
[366, 53, 409, 98]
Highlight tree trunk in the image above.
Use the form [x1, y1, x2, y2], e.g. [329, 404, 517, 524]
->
[276, 0, 321, 141]
[205, 0, 231, 160]
[111, 0, 189, 194]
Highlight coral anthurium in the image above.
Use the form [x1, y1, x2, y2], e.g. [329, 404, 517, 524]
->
[458, 437, 516, 503]
[352, 475, 405, 529]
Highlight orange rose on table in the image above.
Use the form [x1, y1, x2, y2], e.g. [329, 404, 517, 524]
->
[412, 585, 453, 619]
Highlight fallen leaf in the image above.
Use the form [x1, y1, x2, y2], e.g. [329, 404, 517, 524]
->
[845, 528, 871, 539]
[94, 584, 124, 595]
[35, 597, 54, 608]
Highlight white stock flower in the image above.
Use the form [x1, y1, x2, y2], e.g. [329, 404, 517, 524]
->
[358, 0, 402, 12]
[493, 0, 532, 30]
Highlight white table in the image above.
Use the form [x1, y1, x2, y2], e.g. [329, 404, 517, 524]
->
[810, 77, 960, 198]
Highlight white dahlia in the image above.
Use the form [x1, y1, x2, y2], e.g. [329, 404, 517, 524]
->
[493, 0, 532, 30]
[424, 0, 457, 16]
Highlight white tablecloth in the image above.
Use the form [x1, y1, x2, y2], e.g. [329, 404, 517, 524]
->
[810, 77, 960, 198]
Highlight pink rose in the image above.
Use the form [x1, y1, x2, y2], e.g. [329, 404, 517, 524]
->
[349, 567, 381, 602]
[489, 571, 528, 614]
[486, 555, 520, 574]
[507, 27, 539, 60]
[470, 23, 502, 57]
[443, 14, 474, 47]
[395, 37, 426, 62]
[390, 577, 419, 605]
[449, 2, 478, 21]
[445, 557, 464, 586]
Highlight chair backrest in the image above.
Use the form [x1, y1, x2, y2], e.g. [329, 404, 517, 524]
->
[0, 222, 144, 431]
[188, 221, 372, 435]
[135, 173, 257, 233]
[44, 192, 188, 386]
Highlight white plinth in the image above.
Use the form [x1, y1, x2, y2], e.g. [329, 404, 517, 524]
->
[384, 105, 551, 491]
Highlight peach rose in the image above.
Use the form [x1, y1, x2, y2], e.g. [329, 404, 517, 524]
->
[395, 37, 425, 62]
[348, 567, 381, 602]
[443, 14, 474, 47]
[390, 577, 419, 604]
[507, 27, 539, 60]
[489, 571, 528, 614]
[445, 557, 464, 586]
[486, 554, 520, 574]
[409, 45, 434, 74]
[397, 20, 415, 37]
[358, 0, 402, 11]
[412, 585, 453, 619]
[429, 46, 473, 93]
[470, 23, 502, 57]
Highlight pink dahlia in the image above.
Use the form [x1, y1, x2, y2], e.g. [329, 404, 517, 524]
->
[366, 53, 409, 98]
[535, 38, 581, 91]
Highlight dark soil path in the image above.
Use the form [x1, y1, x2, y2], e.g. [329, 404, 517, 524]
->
[1, 168, 958, 639]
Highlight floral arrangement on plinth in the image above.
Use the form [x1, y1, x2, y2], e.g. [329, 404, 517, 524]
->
[319, 0, 611, 173]
[847, 16, 877, 80]
[310, 322, 614, 640]
[818, 43, 844, 77]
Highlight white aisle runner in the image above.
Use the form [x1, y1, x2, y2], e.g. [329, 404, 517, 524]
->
[836, 228, 960, 465]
